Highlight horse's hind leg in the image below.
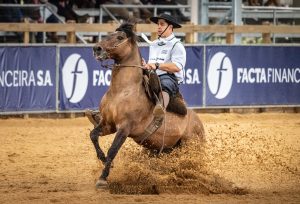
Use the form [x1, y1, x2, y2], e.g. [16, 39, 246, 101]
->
[90, 124, 106, 164]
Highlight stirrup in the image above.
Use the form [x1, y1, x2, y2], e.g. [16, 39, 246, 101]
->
[153, 103, 165, 118]
[85, 109, 99, 126]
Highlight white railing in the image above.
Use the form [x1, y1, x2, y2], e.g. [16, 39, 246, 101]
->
[0, 4, 87, 43]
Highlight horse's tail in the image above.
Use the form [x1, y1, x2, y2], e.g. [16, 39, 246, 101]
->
[185, 110, 205, 142]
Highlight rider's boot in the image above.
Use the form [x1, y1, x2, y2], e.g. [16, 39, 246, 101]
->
[85, 109, 100, 126]
[153, 91, 169, 118]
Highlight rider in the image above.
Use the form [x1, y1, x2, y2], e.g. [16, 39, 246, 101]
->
[143, 13, 186, 118]
[86, 13, 186, 125]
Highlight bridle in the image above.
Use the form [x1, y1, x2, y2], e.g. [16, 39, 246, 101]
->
[106, 37, 129, 51]
[99, 33, 144, 70]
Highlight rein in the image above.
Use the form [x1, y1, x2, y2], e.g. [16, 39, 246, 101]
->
[101, 62, 144, 70]
[115, 64, 144, 69]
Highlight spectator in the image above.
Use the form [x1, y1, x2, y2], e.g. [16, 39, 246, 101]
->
[123, 0, 152, 22]
[95, 0, 134, 22]
[140, 0, 154, 20]
[151, 0, 190, 23]
[248, 0, 261, 6]
[0, 0, 24, 23]
[0, 0, 24, 42]
[40, 0, 61, 42]
[22, 0, 44, 42]
[95, 0, 151, 22]
[49, 0, 89, 22]
[264, 0, 279, 6]
[74, 0, 96, 8]
[23, 0, 42, 22]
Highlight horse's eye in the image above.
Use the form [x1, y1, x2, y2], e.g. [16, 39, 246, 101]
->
[117, 36, 124, 41]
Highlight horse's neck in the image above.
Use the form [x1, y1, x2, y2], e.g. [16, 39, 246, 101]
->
[111, 46, 143, 90]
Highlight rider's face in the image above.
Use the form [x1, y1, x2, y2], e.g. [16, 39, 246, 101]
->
[157, 19, 173, 38]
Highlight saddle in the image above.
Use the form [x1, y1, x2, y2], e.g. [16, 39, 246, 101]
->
[142, 70, 187, 116]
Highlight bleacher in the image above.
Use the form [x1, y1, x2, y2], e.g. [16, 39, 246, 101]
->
[0, 1, 300, 44]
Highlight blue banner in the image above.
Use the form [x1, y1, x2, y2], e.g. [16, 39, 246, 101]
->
[59, 47, 107, 110]
[206, 46, 300, 106]
[1, 45, 299, 113]
[59, 46, 203, 110]
[0, 46, 56, 112]
[180, 46, 203, 107]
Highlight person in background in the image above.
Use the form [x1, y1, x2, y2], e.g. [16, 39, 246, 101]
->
[0, 0, 24, 42]
[95, 0, 134, 21]
[95, 0, 150, 22]
[123, 0, 151, 22]
[264, 0, 279, 6]
[248, 0, 261, 6]
[74, 0, 95, 8]
[151, 0, 190, 23]
[0, 0, 24, 23]
[49, 0, 89, 22]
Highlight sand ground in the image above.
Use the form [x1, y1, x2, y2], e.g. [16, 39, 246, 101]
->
[0, 113, 299, 203]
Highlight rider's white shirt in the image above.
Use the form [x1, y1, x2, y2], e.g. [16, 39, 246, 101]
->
[148, 33, 186, 83]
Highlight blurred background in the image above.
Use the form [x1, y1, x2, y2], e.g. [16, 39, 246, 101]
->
[0, 0, 299, 44]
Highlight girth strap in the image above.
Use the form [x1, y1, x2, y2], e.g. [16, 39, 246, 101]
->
[138, 116, 164, 145]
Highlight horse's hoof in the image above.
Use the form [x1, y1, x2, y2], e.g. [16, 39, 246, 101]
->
[95, 179, 108, 189]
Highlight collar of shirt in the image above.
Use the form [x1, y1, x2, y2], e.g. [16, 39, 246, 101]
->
[157, 33, 175, 46]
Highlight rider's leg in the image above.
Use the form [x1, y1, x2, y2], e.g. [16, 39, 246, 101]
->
[161, 91, 170, 108]
[153, 74, 178, 117]
[153, 91, 169, 117]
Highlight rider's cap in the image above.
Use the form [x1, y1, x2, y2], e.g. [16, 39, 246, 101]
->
[150, 13, 182, 29]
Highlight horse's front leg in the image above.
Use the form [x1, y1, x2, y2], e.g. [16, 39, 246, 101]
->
[95, 127, 129, 188]
[90, 124, 107, 164]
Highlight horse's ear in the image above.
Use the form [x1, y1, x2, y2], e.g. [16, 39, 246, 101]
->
[126, 19, 137, 32]
[116, 22, 137, 40]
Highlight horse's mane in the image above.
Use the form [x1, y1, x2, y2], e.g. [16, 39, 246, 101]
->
[116, 22, 138, 44]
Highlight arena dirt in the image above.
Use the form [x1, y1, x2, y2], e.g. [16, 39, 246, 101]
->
[0, 113, 299, 203]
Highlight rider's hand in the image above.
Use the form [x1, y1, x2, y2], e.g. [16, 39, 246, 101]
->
[142, 58, 146, 66]
[143, 63, 156, 70]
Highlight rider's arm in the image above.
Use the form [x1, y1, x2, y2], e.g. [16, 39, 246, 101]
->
[155, 62, 180, 72]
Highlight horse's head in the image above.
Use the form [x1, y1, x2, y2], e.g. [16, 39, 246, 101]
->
[93, 22, 138, 62]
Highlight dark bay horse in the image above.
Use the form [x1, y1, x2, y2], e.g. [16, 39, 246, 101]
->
[91, 22, 205, 188]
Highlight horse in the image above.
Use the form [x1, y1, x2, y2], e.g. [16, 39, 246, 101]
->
[90, 22, 205, 188]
